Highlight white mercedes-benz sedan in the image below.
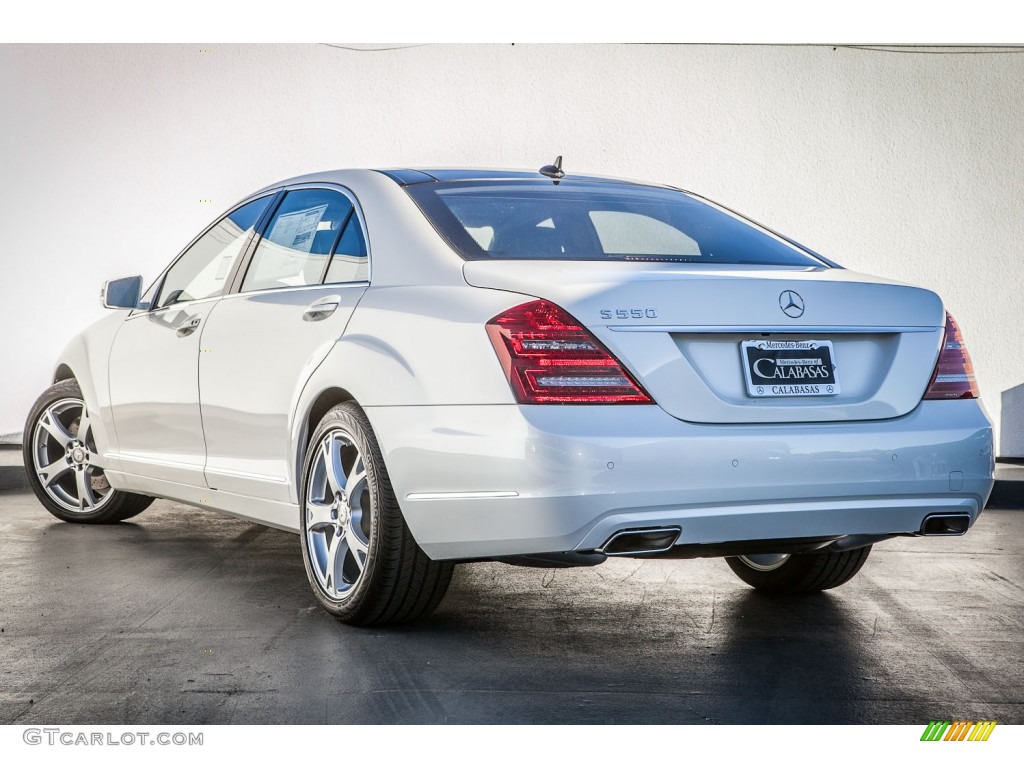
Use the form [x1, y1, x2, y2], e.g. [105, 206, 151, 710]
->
[24, 163, 994, 624]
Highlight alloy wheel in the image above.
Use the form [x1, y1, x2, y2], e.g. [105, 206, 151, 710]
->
[30, 398, 112, 514]
[305, 428, 372, 598]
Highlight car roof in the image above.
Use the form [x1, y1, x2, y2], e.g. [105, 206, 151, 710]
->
[373, 167, 670, 188]
[252, 168, 679, 197]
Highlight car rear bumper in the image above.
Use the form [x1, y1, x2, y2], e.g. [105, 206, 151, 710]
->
[365, 401, 994, 560]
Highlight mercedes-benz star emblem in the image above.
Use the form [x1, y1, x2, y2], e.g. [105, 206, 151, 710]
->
[779, 290, 805, 318]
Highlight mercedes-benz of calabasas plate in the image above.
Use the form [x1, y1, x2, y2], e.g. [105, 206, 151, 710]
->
[23, 161, 994, 626]
[741, 339, 840, 398]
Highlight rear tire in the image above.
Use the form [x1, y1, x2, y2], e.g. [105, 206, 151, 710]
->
[725, 545, 872, 593]
[23, 379, 154, 524]
[299, 401, 453, 625]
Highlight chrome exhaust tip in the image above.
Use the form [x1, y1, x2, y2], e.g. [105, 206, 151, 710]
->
[920, 513, 971, 536]
[601, 526, 681, 556]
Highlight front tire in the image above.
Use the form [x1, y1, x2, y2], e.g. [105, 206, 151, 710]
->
[23, 379, 154, 523]
[299, 401, 453, 625]
[725, 546, 872, 593]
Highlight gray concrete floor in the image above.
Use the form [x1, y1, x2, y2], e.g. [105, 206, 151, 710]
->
[1, 489, 1022, 725]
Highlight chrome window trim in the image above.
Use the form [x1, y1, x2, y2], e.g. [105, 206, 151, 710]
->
[130, 182, 372, 317]
[215, 281, 370, 302]
[235, 182, 372, 296]
[124, 294, 221, 322]
[130, 191, 281, 317]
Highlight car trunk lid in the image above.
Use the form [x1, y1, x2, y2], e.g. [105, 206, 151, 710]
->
[465, 260, 945, 424]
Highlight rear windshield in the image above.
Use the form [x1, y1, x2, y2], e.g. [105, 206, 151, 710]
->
[405, 180, 823, 267]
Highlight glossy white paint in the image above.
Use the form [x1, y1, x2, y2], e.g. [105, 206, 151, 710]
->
[366, 399, 993, 559]
[100, 468, 298, 532]
[462, 260, 946, 328]
[199, 283, 365, 501]
[464, 260, 947, 423]
[49, 312, 124, 471]
[50, 168, 995, 561]
[106, 298, 218, 486]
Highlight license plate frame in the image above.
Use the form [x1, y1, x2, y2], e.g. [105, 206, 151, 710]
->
[740, 339, 841, 398]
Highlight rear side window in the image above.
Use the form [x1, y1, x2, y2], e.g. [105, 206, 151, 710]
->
[241, 189, 354, 292]
[324, 213, 368, 283]
[405, 180, 822, 267]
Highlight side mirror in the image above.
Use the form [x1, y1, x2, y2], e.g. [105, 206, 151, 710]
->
[101, 276, 143, 309]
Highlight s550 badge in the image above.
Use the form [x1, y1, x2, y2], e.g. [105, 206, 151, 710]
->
[600, 308, 658, 320]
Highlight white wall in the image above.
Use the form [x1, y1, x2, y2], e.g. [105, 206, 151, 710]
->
[1, 44, 1022, 453]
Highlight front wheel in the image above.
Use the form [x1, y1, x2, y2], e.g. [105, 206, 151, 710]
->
[725, 545, 872, 593]
[299, 401, 453, 625]
[23, 379, 154, 523]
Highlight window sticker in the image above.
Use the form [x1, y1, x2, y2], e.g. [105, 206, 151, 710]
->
[268, 204, 329, 254]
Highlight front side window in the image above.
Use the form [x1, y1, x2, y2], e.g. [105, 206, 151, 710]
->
[241, 189, 356, 292]
[158, 196, 271, 307]
[405, 180, 823, 267]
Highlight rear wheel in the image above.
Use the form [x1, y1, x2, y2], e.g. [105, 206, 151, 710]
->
[725, 546, 872, 593]
[299, 401, 453, 625]
[23, 379, 154, 523]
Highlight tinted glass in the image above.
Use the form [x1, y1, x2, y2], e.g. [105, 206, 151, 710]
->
[406, 180, 822, 267]
[323, 213, 368, 283]
[158, 196, 271, 307]
[242, 189, 353, 292]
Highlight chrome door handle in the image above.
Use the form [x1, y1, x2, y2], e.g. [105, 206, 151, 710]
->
[176, 315, 202, 337]
[303, 296, 340, 322]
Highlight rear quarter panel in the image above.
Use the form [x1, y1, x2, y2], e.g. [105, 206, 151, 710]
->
[288, 284, 527, 503]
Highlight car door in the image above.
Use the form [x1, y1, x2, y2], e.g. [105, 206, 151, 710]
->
[198, 185, 370, 502]
[107, 195, 274, 486]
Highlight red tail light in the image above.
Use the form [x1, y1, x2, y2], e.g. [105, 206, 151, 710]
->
[924, 312, 979, 400]
[486, 300, 653, 404]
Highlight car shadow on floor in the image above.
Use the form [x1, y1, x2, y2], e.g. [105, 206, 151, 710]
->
[332, 563, 876, 724]
[7, 509, 1013, 725]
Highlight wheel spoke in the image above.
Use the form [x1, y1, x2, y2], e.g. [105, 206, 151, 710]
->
[77, 407, 93, 444]
[325, 531, 349, 593]
[344, 525, 368, 572]
[75, 467, 96, 510]
[40, 407, 74, 448]
[306, 499, 334, 530]
[323, 438, 346, 495]
[344, 458, 366, 498]
[38, 457, 72, 488]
